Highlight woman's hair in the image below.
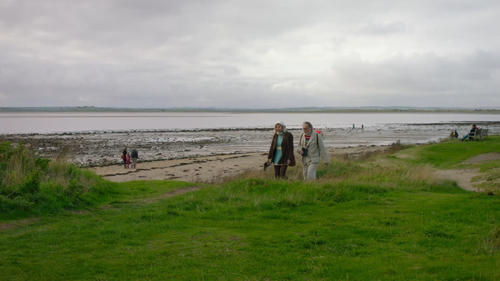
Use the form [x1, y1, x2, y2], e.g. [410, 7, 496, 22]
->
[274, 121, 287, 134]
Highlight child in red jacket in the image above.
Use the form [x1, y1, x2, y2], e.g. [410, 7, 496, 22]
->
[125, 152, 131, 168]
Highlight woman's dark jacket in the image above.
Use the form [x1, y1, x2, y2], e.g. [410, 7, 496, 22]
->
[268, 132, 296, 166]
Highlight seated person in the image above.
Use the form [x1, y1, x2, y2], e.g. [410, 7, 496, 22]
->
[461, 124, 477, 141]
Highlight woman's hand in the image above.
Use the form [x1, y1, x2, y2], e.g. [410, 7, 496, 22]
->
[287, 159, 291, 165]
[298, 149, 304, 155]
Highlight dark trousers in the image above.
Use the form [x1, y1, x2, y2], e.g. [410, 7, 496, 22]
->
[274, 165, 288, 178]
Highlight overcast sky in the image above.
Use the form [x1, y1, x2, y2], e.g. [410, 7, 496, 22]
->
[1, 0, 500, 108]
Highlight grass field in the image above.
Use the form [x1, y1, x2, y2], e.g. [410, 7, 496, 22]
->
[1, 137, 500, 280]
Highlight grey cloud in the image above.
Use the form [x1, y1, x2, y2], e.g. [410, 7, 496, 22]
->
[320, 51, 500, 106]
[1, 0, 500, 108]
[355, 21, 407, 35]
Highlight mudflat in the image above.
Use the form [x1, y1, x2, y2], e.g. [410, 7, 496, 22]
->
[1, 123, 484, 166]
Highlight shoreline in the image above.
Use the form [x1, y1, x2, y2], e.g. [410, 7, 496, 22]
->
[1, 120, 500, 135]
[1, 122, 498, 168]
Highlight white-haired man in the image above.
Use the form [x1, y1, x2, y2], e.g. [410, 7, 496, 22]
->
[297, 121, 329, 180]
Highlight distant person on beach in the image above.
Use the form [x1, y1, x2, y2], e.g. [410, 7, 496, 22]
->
[121, 148, 127, 168]
[461, 124, 477, 141]
[298, 121, 329, 180]
[267, 121, 295, 178]
[131, 148, 139, 169]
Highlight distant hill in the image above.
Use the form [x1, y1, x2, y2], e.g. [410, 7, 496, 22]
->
[1, 106, 500, 113]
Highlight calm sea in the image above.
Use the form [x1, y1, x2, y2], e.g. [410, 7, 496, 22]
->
[1, 112, 500, 134]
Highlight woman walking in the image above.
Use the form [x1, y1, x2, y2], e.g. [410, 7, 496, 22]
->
[121, 148, 127, 169]
[267, 121, 295, 178]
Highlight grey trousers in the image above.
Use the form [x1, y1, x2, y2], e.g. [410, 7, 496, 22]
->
[131, 158, 138, 169]
[302, 162, 318, 180]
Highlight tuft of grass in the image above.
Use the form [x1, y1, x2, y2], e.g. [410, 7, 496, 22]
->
[482, 226, 500, 255]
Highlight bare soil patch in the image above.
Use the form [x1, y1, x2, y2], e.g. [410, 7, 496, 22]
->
[433, 153, 500, 192]
[0, 218, 40, 232]
[434, 169, 481, 192]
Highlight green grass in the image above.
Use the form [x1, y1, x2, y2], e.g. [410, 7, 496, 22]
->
[1, 138, 500, 280]
[395, 136, 500, 169]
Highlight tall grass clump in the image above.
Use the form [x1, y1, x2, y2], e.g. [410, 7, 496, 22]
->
[0, 141, 115, 215]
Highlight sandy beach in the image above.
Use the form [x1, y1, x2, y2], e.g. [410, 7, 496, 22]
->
[90, 146, 388, 183]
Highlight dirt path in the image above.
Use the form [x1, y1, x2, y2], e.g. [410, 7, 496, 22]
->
[462, 152, 500, 164]
[0, 218, 40, 232]
[433, 169, 481, 192]
[433, 153, 500, 192]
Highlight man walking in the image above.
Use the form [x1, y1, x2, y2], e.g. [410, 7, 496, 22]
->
[297, 121, 329, 180]
[131, 148, 139, 169]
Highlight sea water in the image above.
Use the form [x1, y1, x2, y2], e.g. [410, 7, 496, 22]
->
[1, 112, 499, 134]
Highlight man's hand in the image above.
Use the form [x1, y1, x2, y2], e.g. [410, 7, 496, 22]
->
[298, 150, 304, 155]
[287, 159, 291, 165]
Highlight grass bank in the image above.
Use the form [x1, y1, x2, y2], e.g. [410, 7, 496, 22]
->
[1, 138, 500, 280]
[0, 141, 115, 219]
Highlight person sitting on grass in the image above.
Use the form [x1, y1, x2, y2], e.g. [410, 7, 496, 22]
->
[461, 124, 477, 141]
